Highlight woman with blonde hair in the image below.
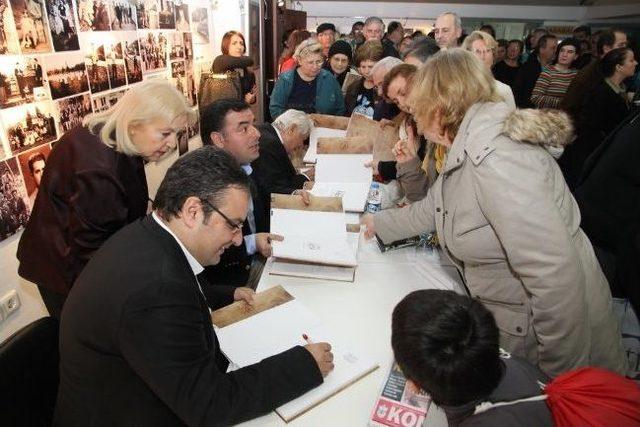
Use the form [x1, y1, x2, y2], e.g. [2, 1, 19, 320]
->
[363, 49, 626, 378]
[462, 31, 516, 109]
[17, 80, 196, 318]
[270, 38, 344, 119]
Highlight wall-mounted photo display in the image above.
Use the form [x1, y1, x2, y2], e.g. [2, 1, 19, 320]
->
[1, 99, 57, 156]
[110, 0, 137, 31]
[16, 142, 49, 207]
[122, 32, 142, 84]
[0, 0, 21, 54]
[81, 33, 110, 94]
[77, 0, 111, 31]
[46, 0, 80, 51]
[90, 86, 127, 112]
[168, 30, 183, 60]
[182, 31, 192, 61]
[158, 0, 174, 30]
[55, 92, 91, 134]
[9, 0, 52, 54]
[190, 7, 207, 44]
[139, 30, 167, 73]
[44, 51, 89, 100]
[0, 156, 30, 241]
[174, 2, 188, 32]
[136, 0, 158, 30]
[106, 37, 127, 89]
[0, 55, 48, 108]
[170, 59, 183, 77]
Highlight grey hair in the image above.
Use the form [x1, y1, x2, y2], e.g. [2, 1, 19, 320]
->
[294, 38, 323, 61]
[364, 16, 385, 30]
[371, 56, 403, 76]
[272, 109, 314, 138]
[437, 12, 462, 29]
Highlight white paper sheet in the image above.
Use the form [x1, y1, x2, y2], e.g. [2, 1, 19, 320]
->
[315, 154, 373, 183]
[311, 182, 371, 213]
[304, 127, 348, 163]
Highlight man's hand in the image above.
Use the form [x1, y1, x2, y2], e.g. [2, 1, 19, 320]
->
[302, 180, 315, 191]
[364, 160, 379, 175]
[392, 121, 419, 164]
[302, 166, 315, 181]
[305, 342, 334, 377]
[255, 233, 283, 257]
[361, 214, 376, 239]
[293, 189, 313, 205]
[233, 287, 255, 306]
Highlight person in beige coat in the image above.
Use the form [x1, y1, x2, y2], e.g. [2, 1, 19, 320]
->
[363, 49, 627, 378]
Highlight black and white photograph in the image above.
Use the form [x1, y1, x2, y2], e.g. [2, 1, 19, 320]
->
[183, 31, 193, 61]
[55, 93, 91, 133]
[174, 1, 188, 32]
[170, 59, 184, 77]
[169, 30, 184, 60]
[91, 87, 127, 112]
[158, 0, 174, 29]
[2, 100, 57, 156]
[16, 142, 49, 207]
[0, 56, 49, 109]
[82, 34, 110, 94]
[0, 156, 30, 241]
[45, 52, 90, 100]
[77, 0, 111, 31]
[106, 39, 127, 89]
[190, 7, 208, 44]
[135, 0, 158, 30]
[9, 0, 52, 53]
[0, 0, 21, 54]
[123, 35, 143, 84]
[110, 0, 137, 31]
[139, 30, 167, 73]
[46, 0, 80, 51]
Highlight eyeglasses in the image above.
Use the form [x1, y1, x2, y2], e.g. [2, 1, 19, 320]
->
[200, 198, 244, 233]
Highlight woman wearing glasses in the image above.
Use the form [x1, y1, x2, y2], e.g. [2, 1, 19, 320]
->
[17, 81, 196, 319]
[269, 39, 345, 119]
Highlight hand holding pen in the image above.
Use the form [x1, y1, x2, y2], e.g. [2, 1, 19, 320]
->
[303, 333, 334, 377]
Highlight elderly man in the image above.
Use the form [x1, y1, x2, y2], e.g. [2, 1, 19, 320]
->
[433, 12, 462, 49]
[370, 56, 403, 120]
[363, 16, 385, 42]
[252, 109, 314, 196]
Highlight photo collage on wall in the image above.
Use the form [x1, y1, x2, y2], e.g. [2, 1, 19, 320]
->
[0, 0, 206, 242]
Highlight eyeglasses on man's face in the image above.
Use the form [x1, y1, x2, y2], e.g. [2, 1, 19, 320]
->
[200, 198, 244, 234]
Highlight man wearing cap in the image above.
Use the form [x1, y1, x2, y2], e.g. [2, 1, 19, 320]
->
[316, 22, 337, 59]
[322, 39, 353, 86]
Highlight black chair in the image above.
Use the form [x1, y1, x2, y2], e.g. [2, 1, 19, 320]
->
[0, 316, 59, 426]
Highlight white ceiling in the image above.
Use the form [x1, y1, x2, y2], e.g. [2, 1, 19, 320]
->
[302, 0, 639, 5]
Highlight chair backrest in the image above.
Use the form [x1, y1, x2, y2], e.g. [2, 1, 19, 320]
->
[0, 316, 59, 426]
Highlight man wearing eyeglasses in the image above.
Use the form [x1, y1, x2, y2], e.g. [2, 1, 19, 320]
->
[199, 99, 282, 306]
[56, 147, 335, 425]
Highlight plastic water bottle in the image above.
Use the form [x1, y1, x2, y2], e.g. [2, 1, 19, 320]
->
[366, 182, 381, 213]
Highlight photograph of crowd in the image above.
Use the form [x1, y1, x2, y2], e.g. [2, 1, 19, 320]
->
[110, 0, 137, 31]
[106, 40, 127, 89]
[158, 0, 174, 29]
[123, 36, 142, 84]
[136, 0, 159, 30]
[55, 93, 91, 133]
[0, 0, 21, 54]
[91, 87, 127, 112]
[45, 52, 90, 100]
[2, 100, 57, 156]
[169, 30, 183, 60]
[46, 0, 79, 51]
[0, 157, 30, 241]
[0, 56, 48, 109]
[16, 142, 49, 207]
[9, 0, 51, 53]
[190, 7, 208, 44]
[77, 0, 111, 31]
[139, 31, 167, 73]
[174, 2, 188, 32]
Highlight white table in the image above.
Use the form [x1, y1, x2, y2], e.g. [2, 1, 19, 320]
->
[238, 234, 465, 427]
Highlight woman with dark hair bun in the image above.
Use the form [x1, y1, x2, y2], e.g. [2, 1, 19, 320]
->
[211, 30, 257, 104]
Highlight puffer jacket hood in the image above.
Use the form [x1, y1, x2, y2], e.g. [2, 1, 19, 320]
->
[503, 108, 575, 148]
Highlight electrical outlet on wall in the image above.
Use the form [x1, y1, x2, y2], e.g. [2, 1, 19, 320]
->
[0, 289, 21, 321]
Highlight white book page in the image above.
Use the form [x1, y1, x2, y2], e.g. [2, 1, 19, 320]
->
[304, 128, 347, 163]
[311, 182, 371, 213]
[315, 154, 373, 183]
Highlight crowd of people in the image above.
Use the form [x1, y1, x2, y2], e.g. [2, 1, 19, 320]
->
[12, 10, 640, 427]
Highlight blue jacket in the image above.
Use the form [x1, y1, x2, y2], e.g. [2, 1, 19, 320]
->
[269, 68, 345, 119]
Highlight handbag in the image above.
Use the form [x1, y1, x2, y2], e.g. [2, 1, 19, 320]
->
[197, 70, 242, 110]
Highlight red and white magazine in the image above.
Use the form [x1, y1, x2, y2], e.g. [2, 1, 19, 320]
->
[369, 362, 431, 427]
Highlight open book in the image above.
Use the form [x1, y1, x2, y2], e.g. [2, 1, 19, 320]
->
[213, 286, 379, 422]
[270, 194, 357, 267]
[312, 154, 373, 212]
[346, 113, 400, 163]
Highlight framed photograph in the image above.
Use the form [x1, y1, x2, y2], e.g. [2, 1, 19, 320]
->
[2, 100, 57, 156]
[174, 2, 188, 32]
[9, 0, 52, 53]
[139, 30, 167, 73]
[76, 0, 111, 31]
[190, 7, 208, 44]
[46, 0, 79, 51]
[45, 52, 90, 100]
[0, 156, 30, 241]
[157, 0, 174, 29]
[55, 92, 92, 134]
[0, 0, 21, 54]
[16, 143, 50, 207]
[110, 0, 137, 30]
[0, 55, 49, 109]
[123, 34, 143, 85]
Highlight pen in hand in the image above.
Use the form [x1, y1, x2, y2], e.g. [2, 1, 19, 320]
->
[302, 333, 314, 344]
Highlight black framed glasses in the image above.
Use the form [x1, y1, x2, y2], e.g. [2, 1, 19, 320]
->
[199, 198, 244, 234]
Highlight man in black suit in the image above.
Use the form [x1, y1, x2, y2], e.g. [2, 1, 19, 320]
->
[200, 99, 281, 299]
[55, 147, 334, 426]
[252, 109, 314, 196]
[512, 34, 557, 108]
